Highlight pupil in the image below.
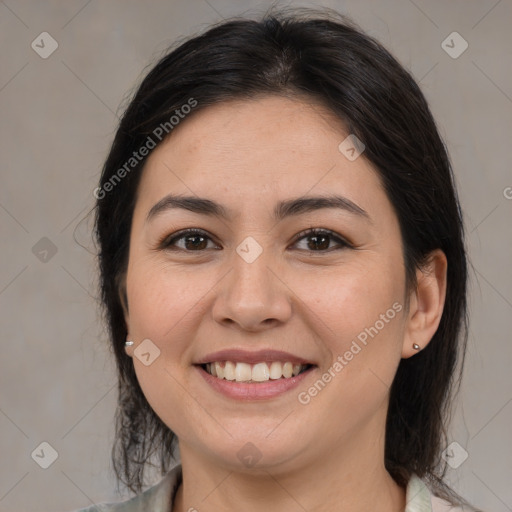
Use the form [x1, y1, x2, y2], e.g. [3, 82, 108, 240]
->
[309, 234, 329, 250]
[183, 234, 330, 251]
[186, 235, 207, 250]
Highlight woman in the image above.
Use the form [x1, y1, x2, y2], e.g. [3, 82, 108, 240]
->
[75, 7, 479, 512]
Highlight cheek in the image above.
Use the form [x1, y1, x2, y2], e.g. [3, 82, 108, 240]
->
[291, 257, 406, 409]
[125, 260, 212, 438]
[125, 258, 222, 375]
[291, 255, 405, 346]
[126, 259, 204, 334]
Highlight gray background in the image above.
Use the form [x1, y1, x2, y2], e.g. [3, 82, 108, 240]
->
[1, 0, 511, 511]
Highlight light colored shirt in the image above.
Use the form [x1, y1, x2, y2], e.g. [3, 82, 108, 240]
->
[72, 464, 470, 511]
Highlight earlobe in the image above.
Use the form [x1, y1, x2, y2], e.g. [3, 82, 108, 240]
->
[117, 275, 133, 357]
[124, 339, 134, 357]
[402, 249, 448, 358]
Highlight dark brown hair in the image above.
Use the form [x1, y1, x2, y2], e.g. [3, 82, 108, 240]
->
[94, 6, 469, 505]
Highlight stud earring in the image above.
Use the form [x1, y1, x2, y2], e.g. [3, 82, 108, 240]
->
[412, 343, 420, 350]
[125, 340, 134, 347]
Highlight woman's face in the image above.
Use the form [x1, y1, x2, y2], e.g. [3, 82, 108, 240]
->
[123, 95, 415, 472]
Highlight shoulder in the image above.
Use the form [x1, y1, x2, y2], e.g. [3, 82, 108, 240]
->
[430, 493, 463, 511]
[407, 474, 482, 512]
[69, 464, 182, 512]
[430, 493, 480, 512]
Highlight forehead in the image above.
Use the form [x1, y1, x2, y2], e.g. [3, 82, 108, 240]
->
[159, 94, 349, 163]
[134, 95, 387, 221]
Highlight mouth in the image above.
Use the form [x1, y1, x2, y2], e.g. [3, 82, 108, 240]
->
[194, 350, 317, 400]
[198, 361, 314, 383]
[194, 349, 317, 400]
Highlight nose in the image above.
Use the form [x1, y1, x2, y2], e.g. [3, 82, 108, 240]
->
[211, 247, 293, 333]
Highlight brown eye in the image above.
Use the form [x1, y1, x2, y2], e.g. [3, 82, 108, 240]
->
[292, 228, 351, 252]
[158, 227, 351, 253]
[159, 229, 219, 251]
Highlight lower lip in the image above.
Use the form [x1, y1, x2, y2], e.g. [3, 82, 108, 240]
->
[196, 365, 315, 400]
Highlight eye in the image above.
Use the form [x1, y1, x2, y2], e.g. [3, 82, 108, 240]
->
[291, 227, 352, 252]
[158, 227, 351, 253]
[158, 228, 220, 251]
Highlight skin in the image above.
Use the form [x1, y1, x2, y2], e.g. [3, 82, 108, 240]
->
[122, 95, 447, 512]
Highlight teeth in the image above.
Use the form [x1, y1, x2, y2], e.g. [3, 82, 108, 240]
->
[282, 362, 293, 378]
[204, 361, 308, 381]
[235, 362, 252, 381]
[224, 361, 236, 381]
[252, 362, 270, 381]
[214, 361, 224, 379]
[269, 361, 283, 380]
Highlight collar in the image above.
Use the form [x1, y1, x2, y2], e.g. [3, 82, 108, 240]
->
[405, 473, 434, 511]
[128, 465, 438, 511]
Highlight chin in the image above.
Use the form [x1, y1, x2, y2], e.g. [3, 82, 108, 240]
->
[195, 426, 310, 473]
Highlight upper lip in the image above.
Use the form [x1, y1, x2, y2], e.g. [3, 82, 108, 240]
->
[195, 349, 316, 366]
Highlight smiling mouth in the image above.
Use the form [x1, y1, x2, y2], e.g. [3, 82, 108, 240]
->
[199, 361, 314, 383]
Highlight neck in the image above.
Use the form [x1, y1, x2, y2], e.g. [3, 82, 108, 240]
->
[172, 414, 406, 512]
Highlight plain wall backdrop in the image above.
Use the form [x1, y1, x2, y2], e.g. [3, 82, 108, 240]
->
[1, 0, 511, 511]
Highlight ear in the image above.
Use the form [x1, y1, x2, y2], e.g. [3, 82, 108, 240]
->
[402, 249, 447, 358]
[117, 274, 133, 358]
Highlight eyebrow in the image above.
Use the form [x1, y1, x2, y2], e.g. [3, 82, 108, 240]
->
[146, 193, 371, 224]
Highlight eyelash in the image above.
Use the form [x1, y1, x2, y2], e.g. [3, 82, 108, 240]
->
[157, 227, 353, 253]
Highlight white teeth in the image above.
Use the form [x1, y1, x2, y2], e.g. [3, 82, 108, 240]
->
[204, 361, 308, 381]
[252, 362, 270, 382]
[224, 361, 236, 381]
[282, 362, 293, 378]
[214, 361, 224, 379]
[269, 361, 283, 380]
[235, 362, 252, 381]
